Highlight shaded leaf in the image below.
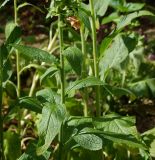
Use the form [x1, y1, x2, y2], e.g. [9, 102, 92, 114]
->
[128, 78, 155, 97]
[78, 8, 91, 30]
[4, 131, 21, 160]
[6, 26, 21, 45]
[18, 141, 51, 160]
[19, 97, 42, 113]
[5, 21, 17, 39]
[63, 47, 83, 75]
[102, 132, 147, 150]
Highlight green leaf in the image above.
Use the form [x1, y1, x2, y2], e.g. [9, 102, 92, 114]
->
[99, 35, 128, 79]
[4, 81, 17, 99]
[142, 128, 155, 157]
[6, 26, 21, 45]
[94, 0, 110, 17]
[93, 114, 138, 136]
[128, 78, 155, 97]
[10, 44, 57, 64]
[67, 116, 92, 127]
[4, 131, 21, 160]
[124, 3, 145, 12]
[100, 32, 117, 57]
[73, 133, 102, 151]
[40, 67, 58, 84]
[78, 8, 91, 31]
[102, 132, 147, 150]
[66, 77, 104, 94]
[117, 10, 154, 31]
[5, 21, 17, 40]
[19, 97, 42, 113]
[0, 44, 12, 83]
[36, 88, 60, 104]
[63, 47, 83, 75]
[102, 12, 119, 24]
[18, 141, 51, 160]
[37, 103, 66, 155]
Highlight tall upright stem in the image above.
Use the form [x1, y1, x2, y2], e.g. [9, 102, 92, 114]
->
[14, 0, 21, 134]
[80, 25, 88, 116]
[58, 15, 65, 104]
[89, 0, 101, 116]
[0, 46, 4, 160]
[58, 15, 65, 160]
[14, 0, 18, 25]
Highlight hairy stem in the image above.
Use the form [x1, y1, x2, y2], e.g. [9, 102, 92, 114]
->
[80, 24, 88, 116]
[89, 0, 100, 116]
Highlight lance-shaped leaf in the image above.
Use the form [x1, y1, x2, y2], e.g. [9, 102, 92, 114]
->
[19, 97, 43, 113]
[102, 132, 147, 150]
[10, 44, 57, 64]
[117, 10, 154, 31]
[37, 103, 66, 155]
[6, 26, 21, 45]
[66, 76, 104, 94]
[99, 35, 128, 79]
[63, 47, 83, 75]
[0, 44, 12, 83]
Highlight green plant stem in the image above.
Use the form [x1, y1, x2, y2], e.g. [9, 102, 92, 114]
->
[58, 15, 65, 104]
[14, 0, 22, 135]
[47, 30, 58, 52]
[29, 73, 39, 97]
[0, 46, 4, 160]
[89, 0, 100, 116]
[58, 15, 65, 160]
[80, 24, 88, 116]
[16, 51, 20, 98]
[14, 0, 18, 25]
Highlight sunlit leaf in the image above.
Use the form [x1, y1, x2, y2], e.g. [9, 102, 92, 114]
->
[73, 133, 102, 151]
[117, 10, 154, 31]
[99, 35, 128, 79]
[36, 88, 60, 104]
[66, 76, 104, 94]
[94, 0, 110, 17]
[10, 44, 57, 64]
[37, 103, 66, 155]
